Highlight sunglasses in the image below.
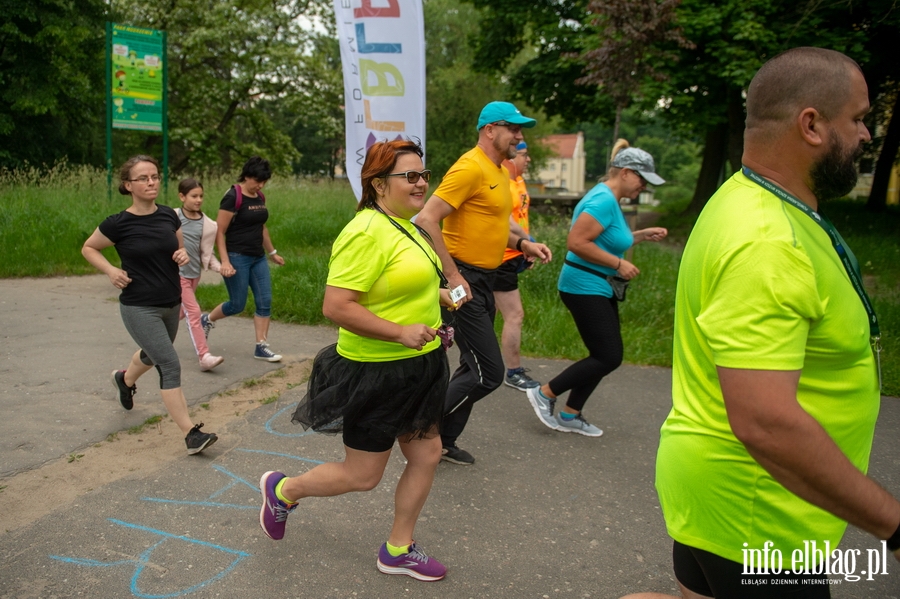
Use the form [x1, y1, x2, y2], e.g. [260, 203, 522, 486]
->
[629, 169, 648, 186]
[386, 170, 431, 184]
[492, 121, 523, 135]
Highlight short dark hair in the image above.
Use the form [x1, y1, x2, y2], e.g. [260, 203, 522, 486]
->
[117, 155, 159, 195]
[746, 47, 862, 132]
[238, 156, 272, 183]
[358, 139, 425, 212]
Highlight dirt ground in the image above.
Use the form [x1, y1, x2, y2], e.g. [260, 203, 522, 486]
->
[0, 361, 310, 535]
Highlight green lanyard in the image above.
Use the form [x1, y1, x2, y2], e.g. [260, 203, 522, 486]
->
[742, 167, 882, 390]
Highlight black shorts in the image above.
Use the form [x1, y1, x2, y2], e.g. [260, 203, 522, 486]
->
[673, 540, 831, 598]
[493, 256, 526, 292]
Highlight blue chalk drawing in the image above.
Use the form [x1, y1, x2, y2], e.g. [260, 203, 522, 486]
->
[235, 448, 324, 465]
[265, 401, 315, 437]
[50, 518, 250, 598]
[140, 465, 258, 510]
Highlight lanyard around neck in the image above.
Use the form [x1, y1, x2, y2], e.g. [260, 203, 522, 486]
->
[371, 204, 448, 288]
[742, 167, 882, 390]
[741, 167, 879, 338]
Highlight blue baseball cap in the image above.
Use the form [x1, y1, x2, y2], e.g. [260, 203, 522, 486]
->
[516, 142, 528, 151]
[477, 102, 537, 131]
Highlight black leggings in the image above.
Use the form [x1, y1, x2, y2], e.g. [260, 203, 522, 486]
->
[547, 292, 622, 412]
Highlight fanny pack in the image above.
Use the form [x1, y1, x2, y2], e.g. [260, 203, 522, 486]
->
[564, 259, 629, 302]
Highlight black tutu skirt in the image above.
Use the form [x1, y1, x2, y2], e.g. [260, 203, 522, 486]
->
[292, 344, 449, 441]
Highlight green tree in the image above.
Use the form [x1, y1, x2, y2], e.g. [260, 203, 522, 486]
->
[464, 0, 898, 211]
[576, 0, 691, 166]
[111, 0, 330, 173]
[0, 0, 108, 168]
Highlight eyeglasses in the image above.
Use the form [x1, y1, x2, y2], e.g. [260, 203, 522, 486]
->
[629, 170, 648, 186]
[492, 121, 523, 135]
[386, 170, 431, 184]
[129, 175, 161, 183]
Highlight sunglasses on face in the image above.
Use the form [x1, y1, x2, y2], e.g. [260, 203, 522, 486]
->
[492, 121, 523, 135]
[386, 170, 431, 184]
[629, 169, 648, 186]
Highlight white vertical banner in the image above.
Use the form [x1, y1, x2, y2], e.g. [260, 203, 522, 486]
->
[333, 0, 426, 201]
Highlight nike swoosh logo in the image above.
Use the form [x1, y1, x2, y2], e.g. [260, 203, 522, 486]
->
[490, 184, 499, 189]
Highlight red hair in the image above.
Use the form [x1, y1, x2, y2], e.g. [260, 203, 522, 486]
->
[358, 139, 424, 211]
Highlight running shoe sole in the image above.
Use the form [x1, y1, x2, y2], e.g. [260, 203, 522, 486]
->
[376, 559, 446, 581]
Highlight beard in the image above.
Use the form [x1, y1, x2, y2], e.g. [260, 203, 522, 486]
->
[809, 135, 863, 202]
[493, 135, 518, 160]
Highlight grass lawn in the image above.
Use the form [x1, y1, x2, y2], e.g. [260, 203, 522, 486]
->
[2, 166, 898, 395]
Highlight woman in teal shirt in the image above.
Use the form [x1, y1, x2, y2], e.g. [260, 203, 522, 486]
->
[527, 140, 668, 436]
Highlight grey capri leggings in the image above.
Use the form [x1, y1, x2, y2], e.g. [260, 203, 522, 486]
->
[119, 304, 182, 389]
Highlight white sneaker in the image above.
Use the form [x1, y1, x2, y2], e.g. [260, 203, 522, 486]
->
[199, 353, 224, 371]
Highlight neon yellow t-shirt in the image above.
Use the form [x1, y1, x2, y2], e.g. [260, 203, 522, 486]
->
[433, 146, 512, 269]
[657, 172, 880, 564]
[328, 209, 442, 362]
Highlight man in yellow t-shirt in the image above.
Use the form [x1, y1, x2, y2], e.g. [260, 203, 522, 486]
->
[493, 141, 541, 391]
[417, 101, 552, 465]
[623, 48, 900, 599]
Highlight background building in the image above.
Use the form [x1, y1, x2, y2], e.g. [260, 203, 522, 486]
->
[536, 132, 586, 194]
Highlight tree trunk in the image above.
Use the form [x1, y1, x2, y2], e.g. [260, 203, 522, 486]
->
[726, 86, 745, 173]
[683, 123, 728, 215]
[867, 91, 900, 212]
[609, 104, 623, 170]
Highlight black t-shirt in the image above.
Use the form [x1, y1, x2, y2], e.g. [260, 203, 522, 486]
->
[98, 205, 181, 307]
[219, 187, 269, 257]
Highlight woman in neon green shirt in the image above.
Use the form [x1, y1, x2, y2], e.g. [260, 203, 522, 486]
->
[257, 140, 455, 582]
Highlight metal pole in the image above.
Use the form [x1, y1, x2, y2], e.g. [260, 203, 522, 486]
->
[161, 29, 169, 199]
[106, 22, 113, 202]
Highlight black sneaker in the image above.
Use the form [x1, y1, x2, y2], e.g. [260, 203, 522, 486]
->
[185, 423, 218, 455]
[441, 445, 475, 465]
[110, 370, 136, 410]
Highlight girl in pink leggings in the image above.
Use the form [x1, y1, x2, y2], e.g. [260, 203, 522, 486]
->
[175, 178, 224, 371]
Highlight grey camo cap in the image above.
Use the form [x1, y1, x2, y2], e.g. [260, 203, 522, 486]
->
[610, 148, 665, 185]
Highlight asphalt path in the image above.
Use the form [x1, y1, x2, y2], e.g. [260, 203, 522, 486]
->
[1, 274, 898, 598]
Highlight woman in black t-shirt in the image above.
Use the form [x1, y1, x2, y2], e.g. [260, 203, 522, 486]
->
[81, 155, 218, 455]
[201, 156, 285, 362]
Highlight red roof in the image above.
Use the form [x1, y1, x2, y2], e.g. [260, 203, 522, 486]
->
[543, 133, 580, 159]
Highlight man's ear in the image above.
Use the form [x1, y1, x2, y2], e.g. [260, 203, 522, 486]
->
[798, 107, 826, 147]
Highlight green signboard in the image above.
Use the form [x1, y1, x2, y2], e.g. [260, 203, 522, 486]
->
[108, 24, 165, 131]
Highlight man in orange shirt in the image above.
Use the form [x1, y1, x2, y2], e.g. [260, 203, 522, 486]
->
[493, 141, 540, 391]
[417, 102, 552, 465]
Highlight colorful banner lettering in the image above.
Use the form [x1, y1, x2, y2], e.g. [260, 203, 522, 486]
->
[333, 0, 426, 200]
[110, 24, 165, 132]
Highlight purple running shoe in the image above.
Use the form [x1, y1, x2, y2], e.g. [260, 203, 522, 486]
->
[376, 541, 446, 581]
[259, 471, 297, 540]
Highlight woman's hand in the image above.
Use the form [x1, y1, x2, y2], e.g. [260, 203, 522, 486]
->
[271, 253, 285, 266]
[172, 248, 190, 266]
[397, 324, 438, 351]
[616, 259, 640, 281]
[638, 227, 668, 243]
[446, 271, 471, 308]
[220, 262, 236, 277]
[108, 268, 132, 290]
[439, 288, 458, 310]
